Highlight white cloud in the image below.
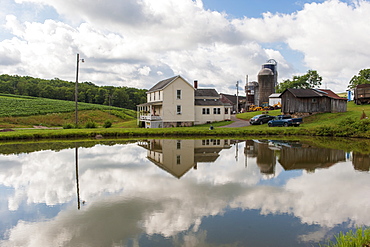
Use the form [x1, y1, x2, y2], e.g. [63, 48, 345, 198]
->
[0, 0, 369, 93]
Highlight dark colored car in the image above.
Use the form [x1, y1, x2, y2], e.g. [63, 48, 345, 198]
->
[249, 114, 275, 125]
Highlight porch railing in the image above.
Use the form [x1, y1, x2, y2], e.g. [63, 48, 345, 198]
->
[140, 115, 162, 121]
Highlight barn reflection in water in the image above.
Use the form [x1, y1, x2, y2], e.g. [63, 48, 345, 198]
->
[138, 139, 369, 178]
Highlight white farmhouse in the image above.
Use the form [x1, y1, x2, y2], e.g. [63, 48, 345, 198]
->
[137, 75, 232, 128]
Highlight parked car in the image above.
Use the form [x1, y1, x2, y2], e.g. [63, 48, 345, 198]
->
[268, 115, 303, 127]
[249, 114, 275, 125]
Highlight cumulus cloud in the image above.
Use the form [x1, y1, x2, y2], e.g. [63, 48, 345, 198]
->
[0, 0, 369, 92]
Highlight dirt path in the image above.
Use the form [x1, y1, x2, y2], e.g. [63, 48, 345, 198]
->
[220, 115, 250, 128]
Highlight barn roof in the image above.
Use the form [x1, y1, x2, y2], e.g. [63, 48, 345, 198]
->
[356, 84, 370, 89]
[281, 88, 347, 100]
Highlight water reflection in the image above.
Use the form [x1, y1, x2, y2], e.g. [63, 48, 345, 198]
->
[0, 138, 369, 247]
[244, 140, 347, 174]
[138, 139, 234, 178]
[353, 152, 370, 171]
[139, 139, 367, 179]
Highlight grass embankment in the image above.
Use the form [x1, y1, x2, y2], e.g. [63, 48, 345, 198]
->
[321, 227, 370, 247]
[0, 94, 369, 140]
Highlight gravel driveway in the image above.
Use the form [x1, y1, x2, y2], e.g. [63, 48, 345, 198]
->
[220, 115, 250, 128]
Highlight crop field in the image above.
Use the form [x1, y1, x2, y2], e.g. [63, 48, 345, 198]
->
[0, 94, 136, 118]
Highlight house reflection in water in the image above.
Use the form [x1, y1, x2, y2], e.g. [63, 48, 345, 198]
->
[138, 139, 233, 178]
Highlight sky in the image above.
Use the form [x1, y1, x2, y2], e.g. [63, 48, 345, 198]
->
[0, 0, 369, 94]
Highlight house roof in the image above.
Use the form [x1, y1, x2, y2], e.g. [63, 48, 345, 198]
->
[148, 75, 193, 93]
[195, 99, 231, 106]
[195, 89, 219, 97]
[281, 88, 347, 100]
[220, 93, 246, 104]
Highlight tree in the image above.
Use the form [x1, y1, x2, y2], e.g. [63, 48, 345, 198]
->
[276, 70, 322, 93]
[348, 69, 370, 89]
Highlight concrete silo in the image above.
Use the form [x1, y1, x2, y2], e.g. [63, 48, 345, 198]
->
[257, 59, 277, 106]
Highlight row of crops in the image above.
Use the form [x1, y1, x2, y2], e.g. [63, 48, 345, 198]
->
[0, 94, 137, 119]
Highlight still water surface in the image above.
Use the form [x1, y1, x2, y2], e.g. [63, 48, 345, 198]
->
[0, 138, 369, 247]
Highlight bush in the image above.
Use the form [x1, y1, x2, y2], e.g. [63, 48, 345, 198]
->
[103, 120, 112, 128]
[85, 121, 97, 128]
[63, 123, 74, 129]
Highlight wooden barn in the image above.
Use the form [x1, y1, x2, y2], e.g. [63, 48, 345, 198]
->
[280, 88, 347, 116]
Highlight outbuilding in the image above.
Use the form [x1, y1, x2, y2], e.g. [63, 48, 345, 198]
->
[280, 88, 347, 116]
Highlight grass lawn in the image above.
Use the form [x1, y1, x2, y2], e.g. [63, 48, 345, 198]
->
[0, 95, 369, 140]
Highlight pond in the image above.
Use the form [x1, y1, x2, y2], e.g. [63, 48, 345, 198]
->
[0, 138, 369, 247]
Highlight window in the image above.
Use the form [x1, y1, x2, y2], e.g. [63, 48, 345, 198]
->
[177, 140, 181, 149]
[154, 92, 156, 101]
[176, 155, 181, 165]
[202, 108, 210, 114]
[213, 108, 221, 114]
[177, 90, 181, 99]
[177, 105, 181, 114]
[312, 98, 317, 103]
[225, 108, 229, 114]
[159, 91, 161, 100]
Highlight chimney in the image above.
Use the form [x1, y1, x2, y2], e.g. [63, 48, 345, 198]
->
[194, 80, 198, 89]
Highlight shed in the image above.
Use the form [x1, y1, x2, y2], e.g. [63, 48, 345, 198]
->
[269, 93, 281, 106]
[280, 88, 347, 115]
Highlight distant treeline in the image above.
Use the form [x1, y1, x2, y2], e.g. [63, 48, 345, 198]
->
[0, 74, 147, 110]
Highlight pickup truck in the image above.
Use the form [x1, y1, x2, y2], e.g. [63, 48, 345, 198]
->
[267, 115, 303, 127]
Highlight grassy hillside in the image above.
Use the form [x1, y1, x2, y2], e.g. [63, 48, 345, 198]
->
[0, 94, 137, 128]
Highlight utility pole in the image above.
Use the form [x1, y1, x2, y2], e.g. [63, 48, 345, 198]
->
[236, 81, 239, 113]
[75, 53, 84, 126]
[245, 75, 249, 111]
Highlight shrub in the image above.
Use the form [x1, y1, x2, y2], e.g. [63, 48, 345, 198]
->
[63, 123, 74, 129]
[103, 120, 112, 128]
[85, 121, 97, 128]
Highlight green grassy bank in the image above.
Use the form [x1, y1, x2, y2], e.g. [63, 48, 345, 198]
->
[320, 227, 370, 247]
[0, 94, 370, 140]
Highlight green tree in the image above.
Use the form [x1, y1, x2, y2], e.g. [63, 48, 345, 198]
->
[276, 70, 322, 93]
[348, 68, 370, 89]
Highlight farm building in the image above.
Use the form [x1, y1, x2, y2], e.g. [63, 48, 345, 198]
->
[220, 93, 246, 113]
[280, 88, 347, 116]
[354, 84, 370, 105]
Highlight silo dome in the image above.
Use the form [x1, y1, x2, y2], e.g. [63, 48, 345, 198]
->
[258, 68, 274, 76]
